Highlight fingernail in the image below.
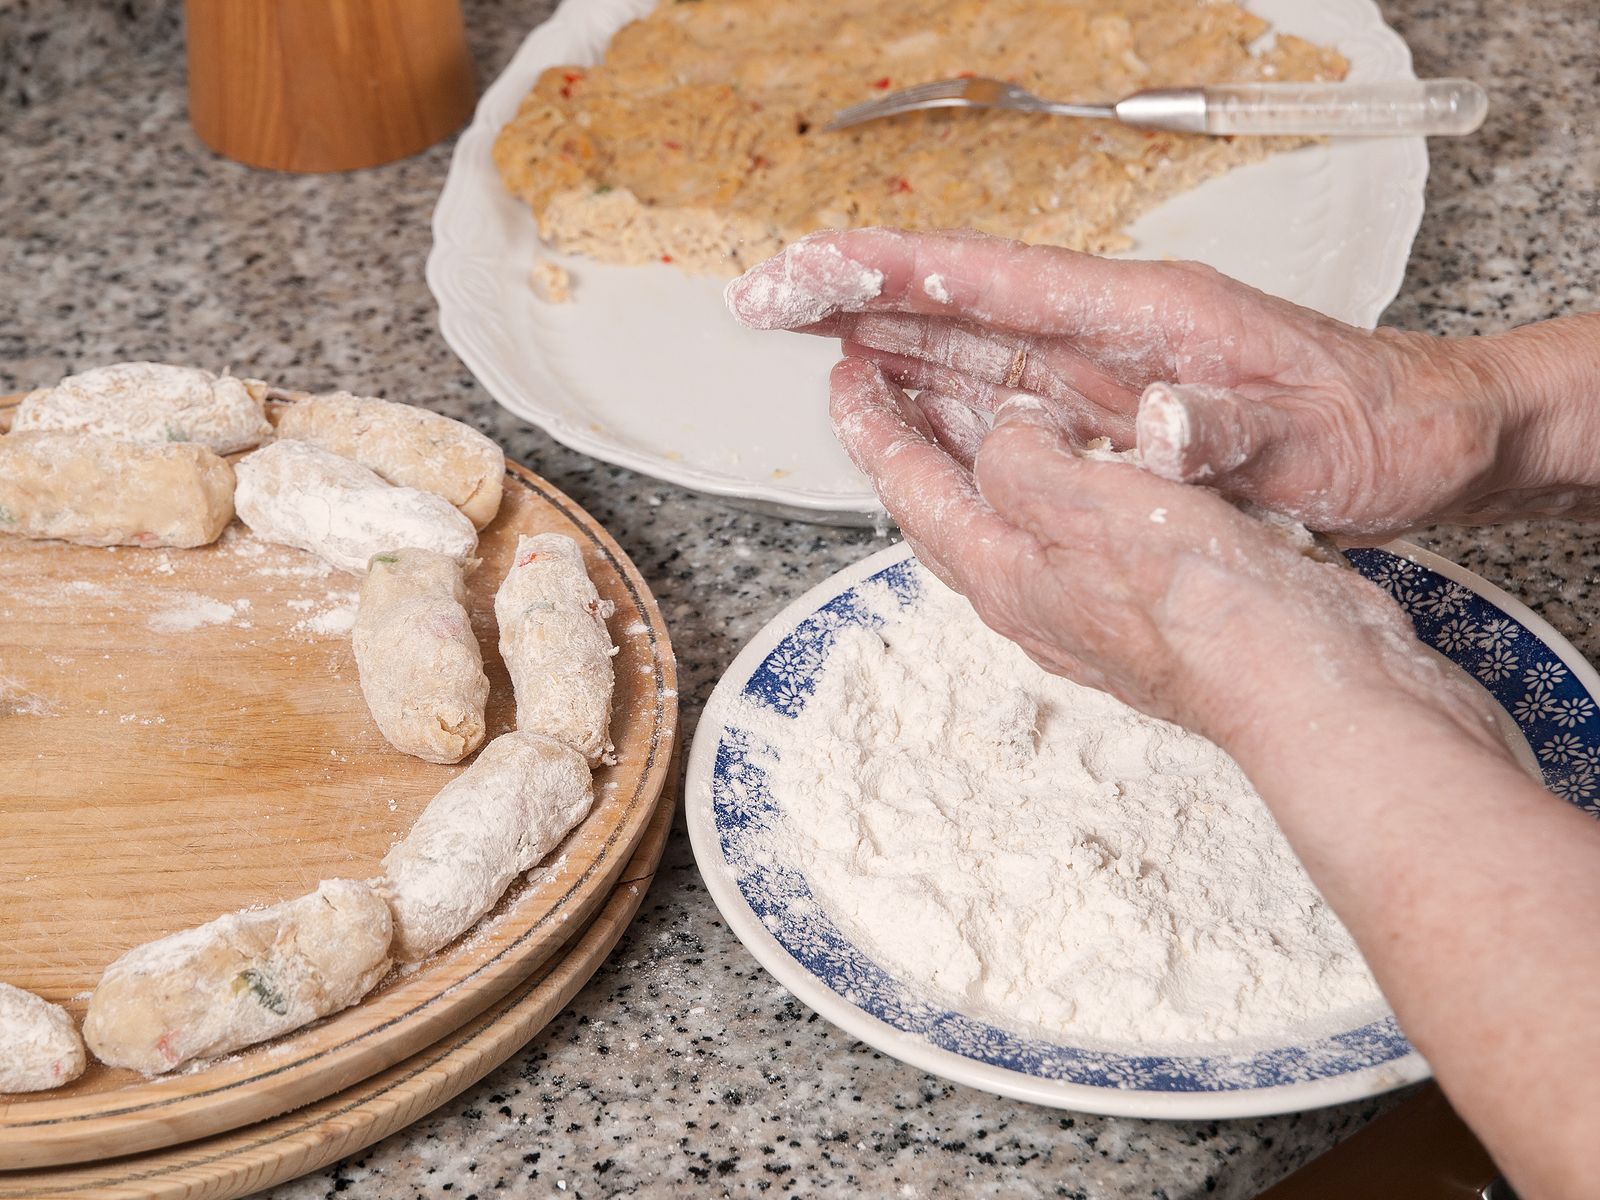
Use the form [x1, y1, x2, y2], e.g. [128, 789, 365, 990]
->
[1136, 383, 1193, 479]
[788, 240, 884, 306]
[724, 262, 816, 330]
[892, 388, 937, 442]
[993, 393, 1056, 427]
[918, 392, 990, 460]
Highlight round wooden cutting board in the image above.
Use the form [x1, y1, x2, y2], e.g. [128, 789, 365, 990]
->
[0, 397, 679, 1168]
[0, 778, 675, 1200]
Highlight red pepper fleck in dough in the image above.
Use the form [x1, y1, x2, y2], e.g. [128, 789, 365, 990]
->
[519, 551, 540, 567]
[872, 77, 892, 90]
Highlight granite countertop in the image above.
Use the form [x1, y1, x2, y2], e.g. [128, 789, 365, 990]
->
[3, 0, 1597, 1195]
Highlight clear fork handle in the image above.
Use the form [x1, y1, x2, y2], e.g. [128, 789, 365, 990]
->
[1116, 79, 1489, 136]
[1205, 79, 1487, 135]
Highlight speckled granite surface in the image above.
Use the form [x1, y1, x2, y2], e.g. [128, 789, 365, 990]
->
[0, 0, 178, 110]
[3, 0, 1597, 1195]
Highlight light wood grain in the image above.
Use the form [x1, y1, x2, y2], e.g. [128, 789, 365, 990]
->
[0, 778, 675, 1200]
[0, 396, 678, 1167]
[185, 0, 477, 173]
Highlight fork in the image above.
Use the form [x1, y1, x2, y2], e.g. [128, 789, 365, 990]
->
[824, 76, 1488, 136]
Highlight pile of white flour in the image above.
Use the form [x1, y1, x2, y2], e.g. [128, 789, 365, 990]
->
[742, 569, 1380, 1046]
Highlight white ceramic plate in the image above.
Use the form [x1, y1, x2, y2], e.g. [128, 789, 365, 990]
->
[429, 0, 1427, 522]
[685, 541, 1600, 1118]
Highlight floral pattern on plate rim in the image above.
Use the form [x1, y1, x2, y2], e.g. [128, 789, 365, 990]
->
[711, 548, 1600, 1093]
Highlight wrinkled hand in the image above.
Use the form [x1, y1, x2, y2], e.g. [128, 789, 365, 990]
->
[735, 241, 1600, 1200]
[726, 228, 1528, 539]
[818, 356, 1503, 751]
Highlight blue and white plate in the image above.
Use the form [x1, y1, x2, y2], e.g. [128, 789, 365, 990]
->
[686, 541, 1600, 1118]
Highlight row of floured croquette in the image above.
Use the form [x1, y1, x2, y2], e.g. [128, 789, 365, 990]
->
[1, 364, 620, 1092]
[0, 361, 503, 552]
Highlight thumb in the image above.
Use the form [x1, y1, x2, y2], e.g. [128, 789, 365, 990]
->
[980, 394, 1170, 534]
[1136, 381, 1295, 485]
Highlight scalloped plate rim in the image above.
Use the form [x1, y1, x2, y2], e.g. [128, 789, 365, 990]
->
[685, 539, 1599, 1118]
[428, 0, 1428, 518]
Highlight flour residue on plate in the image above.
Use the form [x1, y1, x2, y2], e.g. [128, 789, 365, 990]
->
[734, 566, 1382, 1048]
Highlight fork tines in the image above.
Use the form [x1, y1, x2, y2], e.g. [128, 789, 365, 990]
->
[823, 78, 978, 131]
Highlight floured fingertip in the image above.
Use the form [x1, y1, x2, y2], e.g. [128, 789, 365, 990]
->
[1136, 382, 1196, 480]
[724, 262, 830, 330]
[991, 393, 1071, 438]
[725, 240, 885, 330]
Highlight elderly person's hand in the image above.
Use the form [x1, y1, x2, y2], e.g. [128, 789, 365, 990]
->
[820, 356, 1504, 754]
[727, 228, 1600, 539]
[813, 355, 1600, 1200]
[730, 235, 1600, 1200]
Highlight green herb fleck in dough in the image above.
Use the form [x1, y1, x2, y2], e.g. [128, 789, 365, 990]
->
[594, 184, 614, 194]
[234, 968, 289, 1015]
[0, 504, 12, 524]
[165, 425, 187, 442]
[372, 554, 399, 564]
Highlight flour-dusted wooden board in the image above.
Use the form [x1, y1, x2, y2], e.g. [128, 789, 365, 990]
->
[0, 775, 676, 1200]
[0, 397, 679, 1168]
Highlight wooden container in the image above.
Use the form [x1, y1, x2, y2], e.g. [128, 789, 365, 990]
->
[186, 0, 478, 173]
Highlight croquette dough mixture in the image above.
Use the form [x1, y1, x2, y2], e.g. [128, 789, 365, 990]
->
[493, 0, 1347, 273]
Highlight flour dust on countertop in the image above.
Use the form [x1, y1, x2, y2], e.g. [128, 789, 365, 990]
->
[737, 566, 1383, 1047]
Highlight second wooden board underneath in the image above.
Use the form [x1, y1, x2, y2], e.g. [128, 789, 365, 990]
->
[0, 778, 676, 1200]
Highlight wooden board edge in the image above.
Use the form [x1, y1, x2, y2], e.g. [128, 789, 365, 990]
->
[0, 406, 680, 1167]
[0, 772, 678, 1199]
